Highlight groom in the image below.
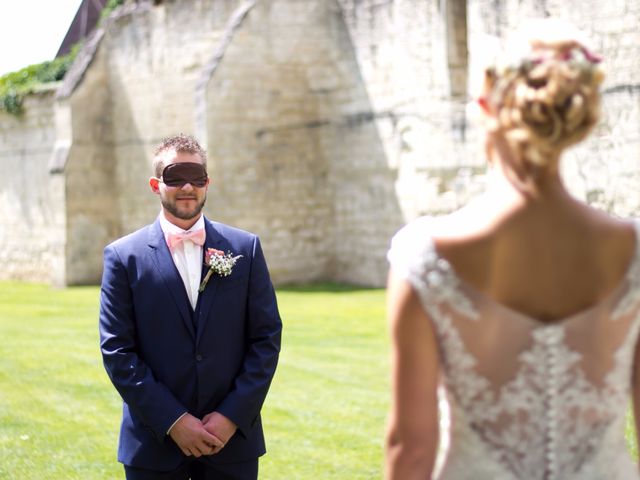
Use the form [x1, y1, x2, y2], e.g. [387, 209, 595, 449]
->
[99, 134, 282, 479]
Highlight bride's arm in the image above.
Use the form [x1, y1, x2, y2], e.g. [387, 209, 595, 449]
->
[385, 269, 440, 480]
[632, 331, 640, 466]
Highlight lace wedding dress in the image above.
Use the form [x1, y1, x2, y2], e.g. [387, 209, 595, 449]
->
[388, 217, 640, 480]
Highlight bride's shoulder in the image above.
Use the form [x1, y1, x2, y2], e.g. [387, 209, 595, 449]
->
[391, 212, 465, 244]
[388, 214, 457, 266]
[388, 217, 436, 280]
[391, 216, 437, 249]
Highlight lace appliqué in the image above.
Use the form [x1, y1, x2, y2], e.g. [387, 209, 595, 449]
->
[388, 218, 640, 480]
[426, 271, 640, 479]
[407, 241, 480, 321]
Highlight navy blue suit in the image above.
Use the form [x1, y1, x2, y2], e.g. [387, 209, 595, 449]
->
[99, 217, 282, 472]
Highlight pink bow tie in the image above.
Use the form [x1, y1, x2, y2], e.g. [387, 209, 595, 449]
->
[166, 229, 206, 251]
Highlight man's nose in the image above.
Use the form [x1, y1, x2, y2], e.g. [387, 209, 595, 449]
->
[180, 182, 195, 191]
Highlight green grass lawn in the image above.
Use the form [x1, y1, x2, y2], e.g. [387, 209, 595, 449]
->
[1, 281, 638, 479]
[0, 282, 389, 479]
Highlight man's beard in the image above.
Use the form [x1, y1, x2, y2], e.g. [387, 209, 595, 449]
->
[162, 194, 207, 220]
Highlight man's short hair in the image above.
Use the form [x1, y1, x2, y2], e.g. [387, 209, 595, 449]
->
[152, 134, 207, 177]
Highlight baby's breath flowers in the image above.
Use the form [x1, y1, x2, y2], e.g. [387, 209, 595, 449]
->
[199, 248, 243, 292]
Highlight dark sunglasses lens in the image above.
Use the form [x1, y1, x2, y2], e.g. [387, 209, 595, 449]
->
[162, 163, 208, 187]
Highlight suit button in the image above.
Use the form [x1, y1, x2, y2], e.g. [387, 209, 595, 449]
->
[196, 354, 203, 362]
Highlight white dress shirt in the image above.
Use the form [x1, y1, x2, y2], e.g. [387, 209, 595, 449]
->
[158, 212, 205, 310]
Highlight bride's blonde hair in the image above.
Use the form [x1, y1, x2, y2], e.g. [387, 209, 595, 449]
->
[483, 19, 604, 170]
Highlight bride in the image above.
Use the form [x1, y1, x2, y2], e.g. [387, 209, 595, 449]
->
[385, 19, 640, 479]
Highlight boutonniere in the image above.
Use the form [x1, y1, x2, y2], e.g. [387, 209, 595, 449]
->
[198, 248, 243, 292]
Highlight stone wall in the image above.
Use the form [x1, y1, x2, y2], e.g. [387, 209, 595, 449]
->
[63, 40, 120, 285]
[1, 0, 639, 286]
[0, 89, 64, 284]
[203, 0, 408, 285]
[331, 0, 472, 285]
[203, 1, 335, 283]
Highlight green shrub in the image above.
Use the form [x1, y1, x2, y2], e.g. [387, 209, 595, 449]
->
[0, 0, 126, 116]
[0, 45, 79, 115]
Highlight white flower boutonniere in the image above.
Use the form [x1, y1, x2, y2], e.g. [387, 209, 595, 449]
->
[199, 248, 243, 292]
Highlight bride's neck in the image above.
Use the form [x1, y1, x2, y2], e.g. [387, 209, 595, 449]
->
[484, 161, 570, 206]
[462, 164, 577, 232]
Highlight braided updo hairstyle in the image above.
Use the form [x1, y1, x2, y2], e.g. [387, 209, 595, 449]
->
[483, 20, 604, 169]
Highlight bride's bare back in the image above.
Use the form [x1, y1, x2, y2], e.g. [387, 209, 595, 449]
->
[432, 190, 636, 323]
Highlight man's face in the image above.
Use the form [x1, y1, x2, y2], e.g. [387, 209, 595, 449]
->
[149, 150, 210, 228]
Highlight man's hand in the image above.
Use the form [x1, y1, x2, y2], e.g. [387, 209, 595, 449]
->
[168, 413, 224, 457]
[202, 411, 238, 453]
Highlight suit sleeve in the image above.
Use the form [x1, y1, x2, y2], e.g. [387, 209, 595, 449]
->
[215, 236, 282, 436]
[99, 244, 187, 441]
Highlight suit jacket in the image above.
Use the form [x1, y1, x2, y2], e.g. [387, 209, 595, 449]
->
[99, 217, 282, 470]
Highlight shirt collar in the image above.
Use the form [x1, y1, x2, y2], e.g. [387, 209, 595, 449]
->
[158, 211, 205, 236]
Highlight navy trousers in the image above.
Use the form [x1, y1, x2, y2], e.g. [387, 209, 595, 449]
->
[124, 459, 258, 480]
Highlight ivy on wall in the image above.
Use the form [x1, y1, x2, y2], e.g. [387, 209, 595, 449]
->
[101, 0, 126, 21]
[0, 47, 79, 115]
[0, 0, 125, 116]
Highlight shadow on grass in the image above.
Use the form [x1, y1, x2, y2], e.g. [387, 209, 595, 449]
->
[276, 282, 381, 293]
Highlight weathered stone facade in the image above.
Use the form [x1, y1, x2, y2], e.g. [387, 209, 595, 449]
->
[1, 0, 639, 287]
[0, 88, 65, 282]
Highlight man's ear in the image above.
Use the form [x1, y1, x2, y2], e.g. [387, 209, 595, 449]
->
[149, 177, 160, 194]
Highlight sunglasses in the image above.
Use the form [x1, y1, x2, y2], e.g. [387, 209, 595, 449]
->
[160, 162, 208, 188]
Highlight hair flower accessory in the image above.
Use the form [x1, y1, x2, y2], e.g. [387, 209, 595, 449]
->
[199, 248, 243, 292]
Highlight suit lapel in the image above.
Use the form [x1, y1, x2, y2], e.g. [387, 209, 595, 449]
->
[147, 220, 196, 340]
[196, 219, 228, 345]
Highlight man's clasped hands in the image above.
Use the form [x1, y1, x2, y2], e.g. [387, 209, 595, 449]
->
[168, 411, 237, 458]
